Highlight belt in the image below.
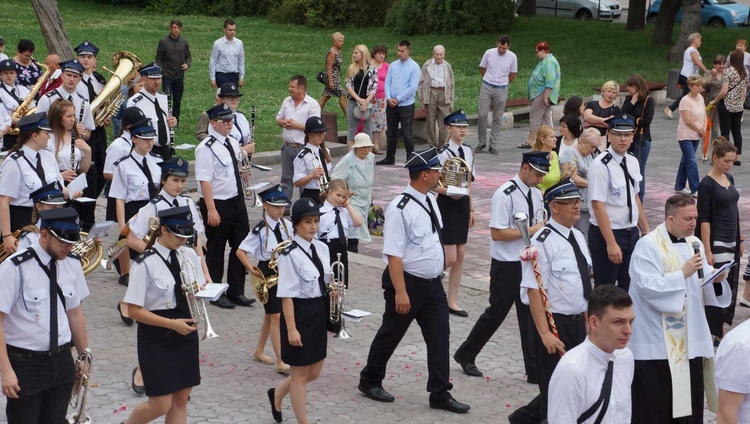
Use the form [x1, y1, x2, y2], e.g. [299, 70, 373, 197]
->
[7, 342, 71, 357]
[216, 71, 239, 75]
[431, 86, 445, 90]
[552, 312, 585, 321]
[284, 142, 304, 148]
[483, 81, 507, 89]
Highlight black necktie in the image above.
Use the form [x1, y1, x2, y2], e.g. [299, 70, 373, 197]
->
[152, 97, 168, 147]
[620, 157, 634, 224]
[48, 259, 58, 350]
[333, 208, 347, 246]
[309, 244, 327, 295]
[140, 157, 157, 199]
[68, 95, 73, 102]
[169, 250, 190, 314]
[35, 153, 46, 182]
[84, 78, 96, 102]
[10, 87, 15, 99]
[458, 145, 465, 160]
[172, 198, 179, 207]
[273, 223, 283, 243]
[224, 138, 244, 198]
[568, 232, 592, 300]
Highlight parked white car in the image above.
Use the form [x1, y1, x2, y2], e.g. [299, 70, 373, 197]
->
[517, 0, 622, 20]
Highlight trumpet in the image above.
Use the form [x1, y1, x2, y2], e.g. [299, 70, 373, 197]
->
[239, 150, 262, 207]
[251, 240, 291, 304]
[311, 153, 330, 193]
[66, 348, 92, 424]
[101, 216, 159, 270]
[327, 253, 350, 339]
[178, 255, 218, 340]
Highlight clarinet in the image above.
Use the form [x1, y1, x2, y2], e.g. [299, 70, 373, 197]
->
[74, 101, 86, 173]
[166, 88, 175, 157]
[249, 104, 255, 161]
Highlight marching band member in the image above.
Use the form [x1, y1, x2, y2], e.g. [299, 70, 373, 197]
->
[17, 182, 67, 251]
[316, 178, 362, 287]
[126, 63, 177, 159]
[293, 116, 332, 203]
[195, 103, 255, 309]
[0, 113, 71, 254]
[35, 59, 94, 144]
[358, 148, 470, 414]
[194, 82, 253, 146]
[109, 119, 162, 286]
[0, 59, 31, 151]
[237, 184, 293, 374]
[268, 198, 330, 424]
[0, 208, 90, 424]
[104, 107, 146, 221]
[433, 109, 474, 316]
[46, 99, 91, 183]
[123, 206, 203, 424]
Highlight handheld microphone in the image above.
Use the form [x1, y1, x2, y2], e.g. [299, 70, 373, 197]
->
[692, 241, 704, 279]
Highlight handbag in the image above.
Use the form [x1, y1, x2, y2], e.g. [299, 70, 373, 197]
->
[317, 71, 328, 86]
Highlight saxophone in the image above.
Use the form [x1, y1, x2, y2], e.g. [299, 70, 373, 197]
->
[66, 348, 92, 424]
[8, 61, 49, 135]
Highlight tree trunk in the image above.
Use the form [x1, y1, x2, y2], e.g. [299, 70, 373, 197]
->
[626, 0, 646, 30]
[31, 0, 74, 60]
[667, 0, 701, 61]
[518, 0, 537, 17]
[652, 0, 681, 46]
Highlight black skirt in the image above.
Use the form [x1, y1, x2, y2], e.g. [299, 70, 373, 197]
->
[137, 308, 200, 397]
[258, 260, 281, 315]
[321, 239, 349, 288]
[280, 296, 327, 366]
[436, 193, 470, 245]
[8, 205, 33, 233]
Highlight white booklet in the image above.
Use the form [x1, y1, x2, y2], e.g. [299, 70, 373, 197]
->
[701, 260, 736, 287]
[87, 221, 116, 239]
[67, 173, 88, 195]
[195, 283, 229, 301]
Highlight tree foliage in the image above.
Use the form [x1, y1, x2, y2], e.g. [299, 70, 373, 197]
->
[667, 0, 702, 61]
[385, 0, 516, 35]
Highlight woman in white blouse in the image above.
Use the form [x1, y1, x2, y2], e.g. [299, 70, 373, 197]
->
[46, 98, 91, 183]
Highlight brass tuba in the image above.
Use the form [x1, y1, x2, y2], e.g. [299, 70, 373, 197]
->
[101, 216, 159, 270]
[178, 255, 218, 340]
[251, 240, 291, 304]
[8, 60, 49, 135]
[328, 253, 350, 339]
[90, 51, 142, 127]
[72, 233, 103, 276]
[239, 150, 262, 207]
[438, 157, 472, 196]
[66, 348, 92, 424]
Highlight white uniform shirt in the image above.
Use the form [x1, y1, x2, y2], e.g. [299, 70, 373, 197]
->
[0, 243, 90, 351]
[587, 147, 642, 229]
[437, 140, 476, 178]
[382, 184, 444, 279]
[628, 224, 731, 360]
[0, 107, 11, 143]
[126, 90, 169, 145]
[230, 110, 251, 146]
[239, 216, 293, 261]
[0, 82, 31, 114]
[489, 175, 544, 262]
[276, 95, 321, 145]
[276, 235, 330, 299]
[104, 133, 133, 175]
[479, 48, 518, 86]
[46, 134, 83, 172]
[0, 145, 65, 207]
[715, 319, 750, 423]
[194, 128, 242, 200]
[124, 242, 206, 311]
[293, 145, 333, 190]
[75, 73, 104, 102]
[317, 201, 353, 242]
[36, 88, 95, 131]
[109, 151, 162, 202]
[129, 190, 204, 239]
[520, 219, 589, 315]
[548, 338, 634, 424]
[16, 223, 41, 251]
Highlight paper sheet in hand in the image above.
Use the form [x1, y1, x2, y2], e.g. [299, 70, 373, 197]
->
[67, 173, 88, 195]
[446, 186, 469, 196]
[701, 260, 736, 287]
[249, 182, 271, 191]
[196, 283, 229, 301]
[87, 221, 116, 239]
[174, 144, 196, 150]
[72, 197, 97, 203]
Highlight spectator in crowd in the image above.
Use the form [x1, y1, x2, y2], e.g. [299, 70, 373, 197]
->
[704, 55, 726, 145]
[533, 125, 561, 192]
[39, 54, 62, 96]
[559, 127, 602, 238]
[0, 36, 7, 61]
[418, 45, 455, 149]
[665, 33, 707, 119]
[555, 113, 582, 157]
[675, 74, 706, 196]
[584, 81, 621, 138]
[209, 19, 244, 88]
[319, 32, 347, 116]
[563, 96, 584, 123]
[345, 44, 377, 150]
[13, 39, 43, 88]
[621, 74, 655, 201]
[522, 41, 560, 150]
[477, 35, 517, 155]
[376, 40, 420, 166]
[710, 49, 748, 166]
[726, 39, 750, 81]
[370, 45, 388, 155]
[156, 19, 192, 122]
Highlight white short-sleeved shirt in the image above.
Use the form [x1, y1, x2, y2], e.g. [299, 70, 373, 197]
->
[129, 190, 204, 239]
[109, 151, 162, 202]
[16, 224, 41, 251]
[0, 145, 65, 207]
[276, 235, 330, 299]
[126, 91, 169, 145]
[104, 134, 133, 176]
[0, 82, 31, 114]
[437, 140, 476, 179]
[489, 175, 545, 262]
[36, 88, 95, 131]
[194, 129, 242, 200]
[46, 134, 83, 172]
[479, 48, 518, 86]
[715, 319, 750, 423]
[231, 110, 252, 146]
[124, 242, 206, 311]
[276, 95, 321, 145]
[680, 46, 701, 77]
[75, 73, 104, 102]
[520, 219, 589, 315]
[293, 145, 333, 191]
[587, 147, 642, 229]
[239, 216, 294, 262]
[382, 184, 444, 279]
[0, 243, 90, 351]
[317, 201, 353, 242]
[0, 107, 10, 136]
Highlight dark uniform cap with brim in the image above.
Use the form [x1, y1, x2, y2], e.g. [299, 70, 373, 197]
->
[606, 113, 636, 132]
[0, 59, 17, 72]
[139, 62, 162, 78]
[219, 82, 244, 98]
[544, 178, 581, 204]
[522, 151, 551, 174]
[38, 208, 81, 244]
[60, 59, 84, 76]
[157, 205, 195, 239]
[121, 107, 147, 127]
[206, 103, 234, 120]
[444, 109, 469, 126]
[404, 147, 442, 172]
[73, 40, 99, 56]
[304, 116, 327, 134]
[29, 182, 66, 205]
[17, 112, 52, 132]
[130, 119, 157, 139]
[291, 198, 323, 221]
[158, 157, 189, 177]
[259, 184, 289, 206]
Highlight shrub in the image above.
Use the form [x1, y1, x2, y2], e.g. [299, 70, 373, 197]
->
[386, 0, 515, 35]
[89, 0, 277, 16]
[269, 0, 391, 28]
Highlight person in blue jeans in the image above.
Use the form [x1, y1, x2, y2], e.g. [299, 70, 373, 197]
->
[621, 74, 654, 202]
[674, 74, 707, 195]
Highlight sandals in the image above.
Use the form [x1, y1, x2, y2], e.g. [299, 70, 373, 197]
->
[373, 148, 384, 155]
[517, 142, 532, 149]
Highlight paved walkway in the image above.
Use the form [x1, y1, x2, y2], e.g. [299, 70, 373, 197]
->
[5, 109, 750, 422]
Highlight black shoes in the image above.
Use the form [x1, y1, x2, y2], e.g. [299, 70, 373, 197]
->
[454, 352, 483, 377]
[210, 295, 236, 309]
[268, 388, 282, 423]
[116, 302, 133, 326]
[375, 158, 395, 166]
[118, 274, 129, 287]
[358, 383, 395, 402]
[488, 147, 498, 155]
[228, 294, 256, 307]
[429, 397, 471, 413]
[131, 367, 145, 395]
[475, 146, 485, 153]
[448, 307, 468, 317]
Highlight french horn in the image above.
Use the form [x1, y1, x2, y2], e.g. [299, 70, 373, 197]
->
[251, 240, 291, 304]
[438, 157, 472, 196]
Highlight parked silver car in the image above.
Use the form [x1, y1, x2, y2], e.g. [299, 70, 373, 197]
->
[517, 0, 622, 20]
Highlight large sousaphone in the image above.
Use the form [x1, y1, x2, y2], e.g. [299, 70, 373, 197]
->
[91, 51, 142, 127]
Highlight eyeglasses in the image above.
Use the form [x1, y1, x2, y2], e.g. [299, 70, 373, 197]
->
[554, 199, 582, 206]
[610, 132, 634, 139]
[212, 119, 233, 124]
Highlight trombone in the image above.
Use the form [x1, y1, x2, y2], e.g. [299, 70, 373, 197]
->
[327, 253, 350, 339]
[178, 256, 218, 340]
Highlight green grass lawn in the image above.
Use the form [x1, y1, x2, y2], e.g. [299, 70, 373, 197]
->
[1, 0, 744, 155]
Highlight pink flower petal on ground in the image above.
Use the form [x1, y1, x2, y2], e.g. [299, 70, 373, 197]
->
[119, 406, 127, 411]
[449, 378, 453, 381]
[506, 404, 511, 408]
[355, 362, 360, 365]
[404, 365, 410, 369]
[396, 395, 403, 399]
[415, 373, 421, 377]
[389, 374, 394, 378]
[485, 376, 491, 380]
[209, 363, 214, 366]
[411, 351, 417, 354]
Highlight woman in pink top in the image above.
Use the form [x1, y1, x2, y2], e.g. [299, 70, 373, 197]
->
[675, 74, 707, 196]
[370, 45, 389, 155]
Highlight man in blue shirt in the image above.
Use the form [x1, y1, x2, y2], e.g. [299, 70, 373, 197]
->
[377, 40, 421, 166]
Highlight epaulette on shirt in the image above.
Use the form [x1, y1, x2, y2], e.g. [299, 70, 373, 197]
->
[113, 155, 130, 166]
[296, 148, 311, 159]
[67, 251, 81, 260]
[150, 195, 165, 205]
[10, 151, 23, 160]
[251, 220, 265, 235]
[134, 248, 157, 264]
[93, 72, 107, 85]
[131, 94, 143, 104]
[149, 152, 162, 159]
[205, 136, 216, 147]
[437, 145, 449, 154]
[396, 195, 411, 210]
[45, 91, 58, 98]
[280, 242, 297, 256]
[601, 153, 613, 165]
[536, 228, 551, 243]
[10, 248, 34, 266]
[503, 184, 517, 195]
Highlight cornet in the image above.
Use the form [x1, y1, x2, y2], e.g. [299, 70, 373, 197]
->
[311, 153, 330, 193]
[327, 253, 350, 339]
[178, 256, 218, 340]
[67, 348, 92, 424]
[239, 150, 262, 207]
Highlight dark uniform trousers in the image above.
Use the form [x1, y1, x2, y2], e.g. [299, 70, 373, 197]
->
[199, 196, 249, 296]
[78, 126, 108, 231]
[588, 224, 639, 292]
[359, 267, 453, 402]
[161, 76, 184, 121]
[508, 313, 587, 424]
[5, 346, 75, 424]
[632, 357, 704, 424]
[454, 259, 537, 381]
[215, 72, 239, 88]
